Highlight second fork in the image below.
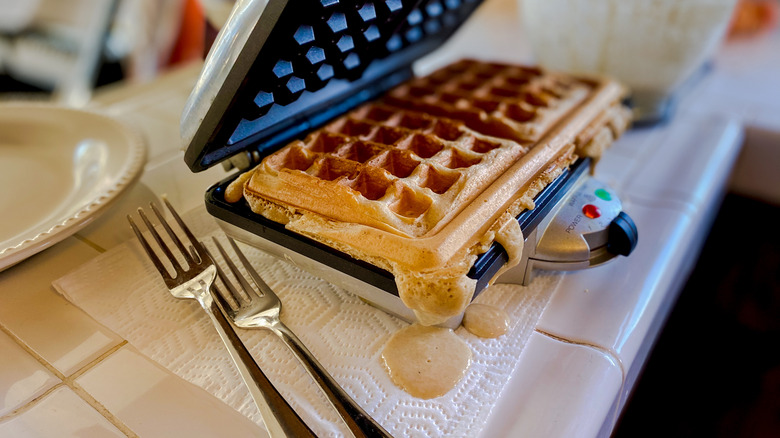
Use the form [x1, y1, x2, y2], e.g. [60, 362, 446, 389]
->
[210, 236, 393, 438]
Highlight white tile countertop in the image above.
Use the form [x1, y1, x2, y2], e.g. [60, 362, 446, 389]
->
[1, 0, 778, 436]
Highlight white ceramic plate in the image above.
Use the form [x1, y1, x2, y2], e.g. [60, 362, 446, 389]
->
[0, 103, 146, 271]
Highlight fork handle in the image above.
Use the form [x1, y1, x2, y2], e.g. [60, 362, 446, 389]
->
[201, 297, 316, 438]
[271, 322, 393, 438]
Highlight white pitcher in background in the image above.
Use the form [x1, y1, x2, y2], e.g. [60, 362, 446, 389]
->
[520, 0, 737, 124]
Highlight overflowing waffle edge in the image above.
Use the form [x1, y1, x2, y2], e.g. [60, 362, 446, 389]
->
[224, 60, 631, 325]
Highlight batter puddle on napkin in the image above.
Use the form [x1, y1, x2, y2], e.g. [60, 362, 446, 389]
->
[462, 303, 511, 339]
[382, 324, 472, 399]
[381, 303, 510, 399]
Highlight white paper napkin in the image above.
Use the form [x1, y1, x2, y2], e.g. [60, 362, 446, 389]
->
[53, 207, 562, 437]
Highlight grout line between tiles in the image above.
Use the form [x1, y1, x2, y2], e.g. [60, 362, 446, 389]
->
[0, 322, 135, 435]
[69, 379, 139, 438]
[534, 328, 626, 433]
[0, 323, 66, 381]
[534, 328, 625, 375]
[60, 341, 136, 437]
[69, 341, 128, 380]
[73, 233, 108, 253]
[14, 342, 136, 437]
[0, 383, 66, 422]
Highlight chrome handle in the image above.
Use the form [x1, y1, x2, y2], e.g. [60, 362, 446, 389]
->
[200, 291, 316, 438]
[273, 322, 393, 438]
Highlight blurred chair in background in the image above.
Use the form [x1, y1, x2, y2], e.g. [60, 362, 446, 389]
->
[0, 0, 215, 107]
[0, 0, 119, 106]
[0, 0, 42, 88]
[111, 0, 188, 83]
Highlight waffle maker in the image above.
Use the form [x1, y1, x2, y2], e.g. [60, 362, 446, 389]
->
[181, 0, 638, 327]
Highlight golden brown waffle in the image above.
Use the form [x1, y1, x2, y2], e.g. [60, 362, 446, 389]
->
[384, 59, 630, 161]
[237, 107, 529, 238]
[225, 60, 630, 324]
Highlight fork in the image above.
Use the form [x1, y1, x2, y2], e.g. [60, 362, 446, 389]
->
[210, 236, 393, 438]
[127, 198, 315, 438]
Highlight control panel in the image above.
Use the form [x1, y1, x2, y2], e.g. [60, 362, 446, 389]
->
[500, 176, 638, 285]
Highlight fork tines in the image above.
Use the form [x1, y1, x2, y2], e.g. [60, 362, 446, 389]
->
[210, 237, 255, 306]
[127, 197, 207, 284]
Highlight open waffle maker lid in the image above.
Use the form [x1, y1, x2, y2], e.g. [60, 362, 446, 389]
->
[181, 0, 485, 172]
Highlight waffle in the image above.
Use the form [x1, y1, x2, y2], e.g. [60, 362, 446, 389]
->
[226, 60, 630, 324]
[385, 59, 631, 161]
[231, 109, 529, 238]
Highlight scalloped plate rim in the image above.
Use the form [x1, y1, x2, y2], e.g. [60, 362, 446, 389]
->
[0, 102, 147, 271]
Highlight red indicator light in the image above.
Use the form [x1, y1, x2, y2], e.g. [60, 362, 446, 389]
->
[583, 204, 601, 219]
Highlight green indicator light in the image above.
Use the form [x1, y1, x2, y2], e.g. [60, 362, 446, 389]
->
[595, 188, 612, 201]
